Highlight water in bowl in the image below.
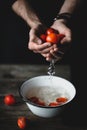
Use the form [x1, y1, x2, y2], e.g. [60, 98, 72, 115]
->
[26, 85, 70, 106]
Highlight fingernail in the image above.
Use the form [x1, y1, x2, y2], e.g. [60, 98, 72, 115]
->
[47, 43, 51, 47]
[54, 48, 58, 51]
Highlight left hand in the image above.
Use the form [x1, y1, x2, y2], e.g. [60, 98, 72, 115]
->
[41, 19, 72, 62]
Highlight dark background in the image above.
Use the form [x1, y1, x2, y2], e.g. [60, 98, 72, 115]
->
[0, 0, 87, 124]
[0, 0, 47, 64]
[0, 0, 72, 64]
[0, 0, 87, 65]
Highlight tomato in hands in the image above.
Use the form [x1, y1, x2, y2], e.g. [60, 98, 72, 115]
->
[4, 94, 16, 105]
[46, 28, 56, 35]
[17, 117, 28, 129]
[46, 33, 59, 44]
[40, 28, 65, 44]
[40, 34, 46, 42]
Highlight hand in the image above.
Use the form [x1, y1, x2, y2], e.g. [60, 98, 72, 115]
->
[28, 20, 72, 62]
[28, 24, 53, 55]
[44, 19, 72, 61]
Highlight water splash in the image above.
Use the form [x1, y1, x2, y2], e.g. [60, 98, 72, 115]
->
[47, 59, 55, 76]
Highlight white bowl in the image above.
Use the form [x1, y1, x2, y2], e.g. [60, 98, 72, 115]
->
[19, 75, 76, 118]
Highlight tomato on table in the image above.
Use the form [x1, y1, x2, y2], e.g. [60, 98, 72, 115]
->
[4, 94, 16, 105]
[17, 117, 28, 129]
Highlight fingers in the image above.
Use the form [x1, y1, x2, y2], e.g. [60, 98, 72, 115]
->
[28, 41, 52, 53]
[28, 24, 72, 62]
[42, 52, 62, 62]
[42, 42, 70, 62]
[60, 29, 72, 44]
[50, 50, 64, 60]
[28, 29, 52, 52]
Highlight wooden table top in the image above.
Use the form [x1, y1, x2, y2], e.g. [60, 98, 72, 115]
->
[0, 64, 86, 130]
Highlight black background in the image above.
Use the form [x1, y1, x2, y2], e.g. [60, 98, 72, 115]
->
[0, 0, 87, 124]
[0, 0, 47, 64]
[0, 0, 87, 65]
[0, 0, 72, 64]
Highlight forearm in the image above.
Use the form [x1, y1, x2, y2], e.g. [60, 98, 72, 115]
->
[52, 0, 82, 31]
[59, 0, 81, 14]
[12, 0, 41, 28]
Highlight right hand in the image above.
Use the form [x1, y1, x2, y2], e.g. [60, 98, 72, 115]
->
[28, 24, 55, 58]
[45, 19, 72, 62]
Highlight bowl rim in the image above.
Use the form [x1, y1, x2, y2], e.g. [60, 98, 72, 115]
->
[19, 75, 76, 108]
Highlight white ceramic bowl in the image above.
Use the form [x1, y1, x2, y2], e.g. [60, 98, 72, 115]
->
[19, 75, 76, 118]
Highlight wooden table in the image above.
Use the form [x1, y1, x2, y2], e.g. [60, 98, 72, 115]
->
[0, 64, 86, 130]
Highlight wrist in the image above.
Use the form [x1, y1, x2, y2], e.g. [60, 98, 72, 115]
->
[53, 19, 67, 25]
[51, 19, 69, 33]
[52, 19, 67, 29]
[27, 19, 42, 28]
[54, 13, 72, 24]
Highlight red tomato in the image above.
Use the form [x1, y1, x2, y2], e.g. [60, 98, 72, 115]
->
[46, 33, 59, 44]
[40, 34, 46, 42]
[37, 100, 46, 106]
[29, 96, 39, 103]
[57, 34, 65, 42]
[40, 28, 65, 44]
[46, 33, 65, 44]
[56, 97, 68, 103]
[17, 117, 28, 129]
[4, 94, 16, 105]
[48, 102, 60, 107]
[46, 28, 56, 35]
[29, 96, 45, 106]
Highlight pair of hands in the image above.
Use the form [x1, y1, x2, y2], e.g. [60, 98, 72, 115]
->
[28, 19, 72, 62]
